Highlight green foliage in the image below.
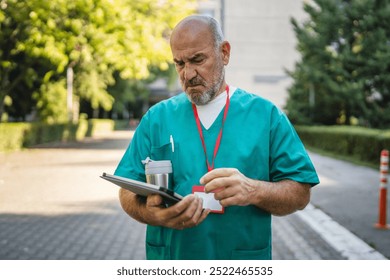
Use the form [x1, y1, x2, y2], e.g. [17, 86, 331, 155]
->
[108, 72, 149, 115]
[34, 79, 68, 123]
[295, 125, 390, 166]
[286, 0, 390, 128]
[1, 0, 196, 121]
[86, 119, 114, 137]
[0, 123, 31, 151]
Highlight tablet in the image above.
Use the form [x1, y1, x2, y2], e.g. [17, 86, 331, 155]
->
[100, 173, 183, 206]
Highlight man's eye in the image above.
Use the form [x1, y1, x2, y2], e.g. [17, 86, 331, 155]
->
[194, 58, 204, 64]
[175, 61, 184, 67]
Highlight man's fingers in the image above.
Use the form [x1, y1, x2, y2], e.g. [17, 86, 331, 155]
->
[183, 196, 205, 226]
[200, 168, 236, 185]
[213, 186, 233, 201]
[200, 168, 241, 193]
[145, 194, 210, 230]
[170, 195, 202, 227]
[146, 194, 164, 207]
[168, 194, 198, 216]
[181, 202, 210, 229]
[204, 178, 229, 193]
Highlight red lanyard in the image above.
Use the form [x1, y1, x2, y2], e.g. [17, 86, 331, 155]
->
[192, 85, 230, 172]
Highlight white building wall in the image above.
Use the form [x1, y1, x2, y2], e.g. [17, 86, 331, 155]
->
[198, 0, 308, 109]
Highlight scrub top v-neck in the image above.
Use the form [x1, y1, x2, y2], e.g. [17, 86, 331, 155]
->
[115, 88, 319, 260]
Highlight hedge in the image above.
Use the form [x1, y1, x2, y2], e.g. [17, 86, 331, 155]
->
[0, 123, 31, 152]
[86, 119, 115, 137]
[4, 121, 388, 167]
[0, 119, 114, 152]
[295, 125, 390, 167]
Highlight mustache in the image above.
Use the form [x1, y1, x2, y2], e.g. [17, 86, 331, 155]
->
[185, 77, 205, 87]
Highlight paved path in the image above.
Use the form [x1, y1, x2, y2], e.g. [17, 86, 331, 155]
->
[309, 152, 390, 259]
[0, 130, 387, 260]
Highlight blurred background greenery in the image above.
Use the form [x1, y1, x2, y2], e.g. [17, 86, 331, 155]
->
[0, 0, 195, 124]
[1, 0, 390, 163]
[287, 0, 390, 129]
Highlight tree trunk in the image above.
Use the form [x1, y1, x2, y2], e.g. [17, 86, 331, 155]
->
[0, 72, 10, 123]
[0, 95, 5, 122]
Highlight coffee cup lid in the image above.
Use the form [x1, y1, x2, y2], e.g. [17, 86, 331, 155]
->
[145, 160, 172, 174]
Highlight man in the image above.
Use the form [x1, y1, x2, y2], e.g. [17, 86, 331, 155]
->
[115, 15, 319, 260]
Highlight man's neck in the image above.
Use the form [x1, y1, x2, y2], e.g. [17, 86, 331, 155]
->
[209, 82, 227, 102]
[195, 86, 236, 130]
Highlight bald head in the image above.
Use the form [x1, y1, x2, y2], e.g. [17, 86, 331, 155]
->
[170, 15, 230, 105]
[170, 15, 224, 50]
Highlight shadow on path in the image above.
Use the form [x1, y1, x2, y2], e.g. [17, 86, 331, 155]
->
[0, 200, 146, 260]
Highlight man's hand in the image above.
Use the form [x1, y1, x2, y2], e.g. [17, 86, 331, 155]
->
[200, 168, 256, 207]
[119, 188, 210, 230]
[200, 168, 311, 216]
[144, 194, 210, 230]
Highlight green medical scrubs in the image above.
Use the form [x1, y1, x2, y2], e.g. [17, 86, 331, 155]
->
[115, 88, 319, 260]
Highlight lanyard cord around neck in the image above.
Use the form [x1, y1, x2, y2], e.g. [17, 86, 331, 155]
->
[192, 85, 230, 172]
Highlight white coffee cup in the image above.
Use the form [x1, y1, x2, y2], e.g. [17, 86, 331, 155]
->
[145, 160, 173, 189]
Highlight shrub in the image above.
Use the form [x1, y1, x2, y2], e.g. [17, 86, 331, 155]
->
[86, 119, 115, 137]
[0, 123, 31, 151]
[295, 125, 390, 167]
[0, 119, 114, 152]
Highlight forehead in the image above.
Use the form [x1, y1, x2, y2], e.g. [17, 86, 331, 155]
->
[170, 21, 215, 59]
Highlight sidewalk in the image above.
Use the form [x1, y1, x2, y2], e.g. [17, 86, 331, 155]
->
[0, 130, 388, 260]
[308, 152, 390, 259]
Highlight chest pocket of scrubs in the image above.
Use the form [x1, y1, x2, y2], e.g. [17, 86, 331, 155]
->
[150, 142, 179, 161]
[151, 142, 174, 161]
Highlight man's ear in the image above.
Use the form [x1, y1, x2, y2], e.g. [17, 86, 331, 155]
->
[221, 41, 231, 65]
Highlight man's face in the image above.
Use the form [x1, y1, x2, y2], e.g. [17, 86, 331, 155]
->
[170, 25, 230, 105]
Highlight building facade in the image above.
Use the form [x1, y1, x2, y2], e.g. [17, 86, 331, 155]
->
[198, 0, 307, 109]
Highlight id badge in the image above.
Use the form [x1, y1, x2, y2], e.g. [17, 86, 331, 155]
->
[192, 186, 224, 214]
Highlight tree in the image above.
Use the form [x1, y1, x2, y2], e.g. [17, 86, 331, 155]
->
[286, 0, 390, 128]
[0, 0, 195, 122]
[0, 0, 38, 121]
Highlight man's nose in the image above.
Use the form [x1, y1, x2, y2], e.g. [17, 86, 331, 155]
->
[184, 64, 197, 81]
